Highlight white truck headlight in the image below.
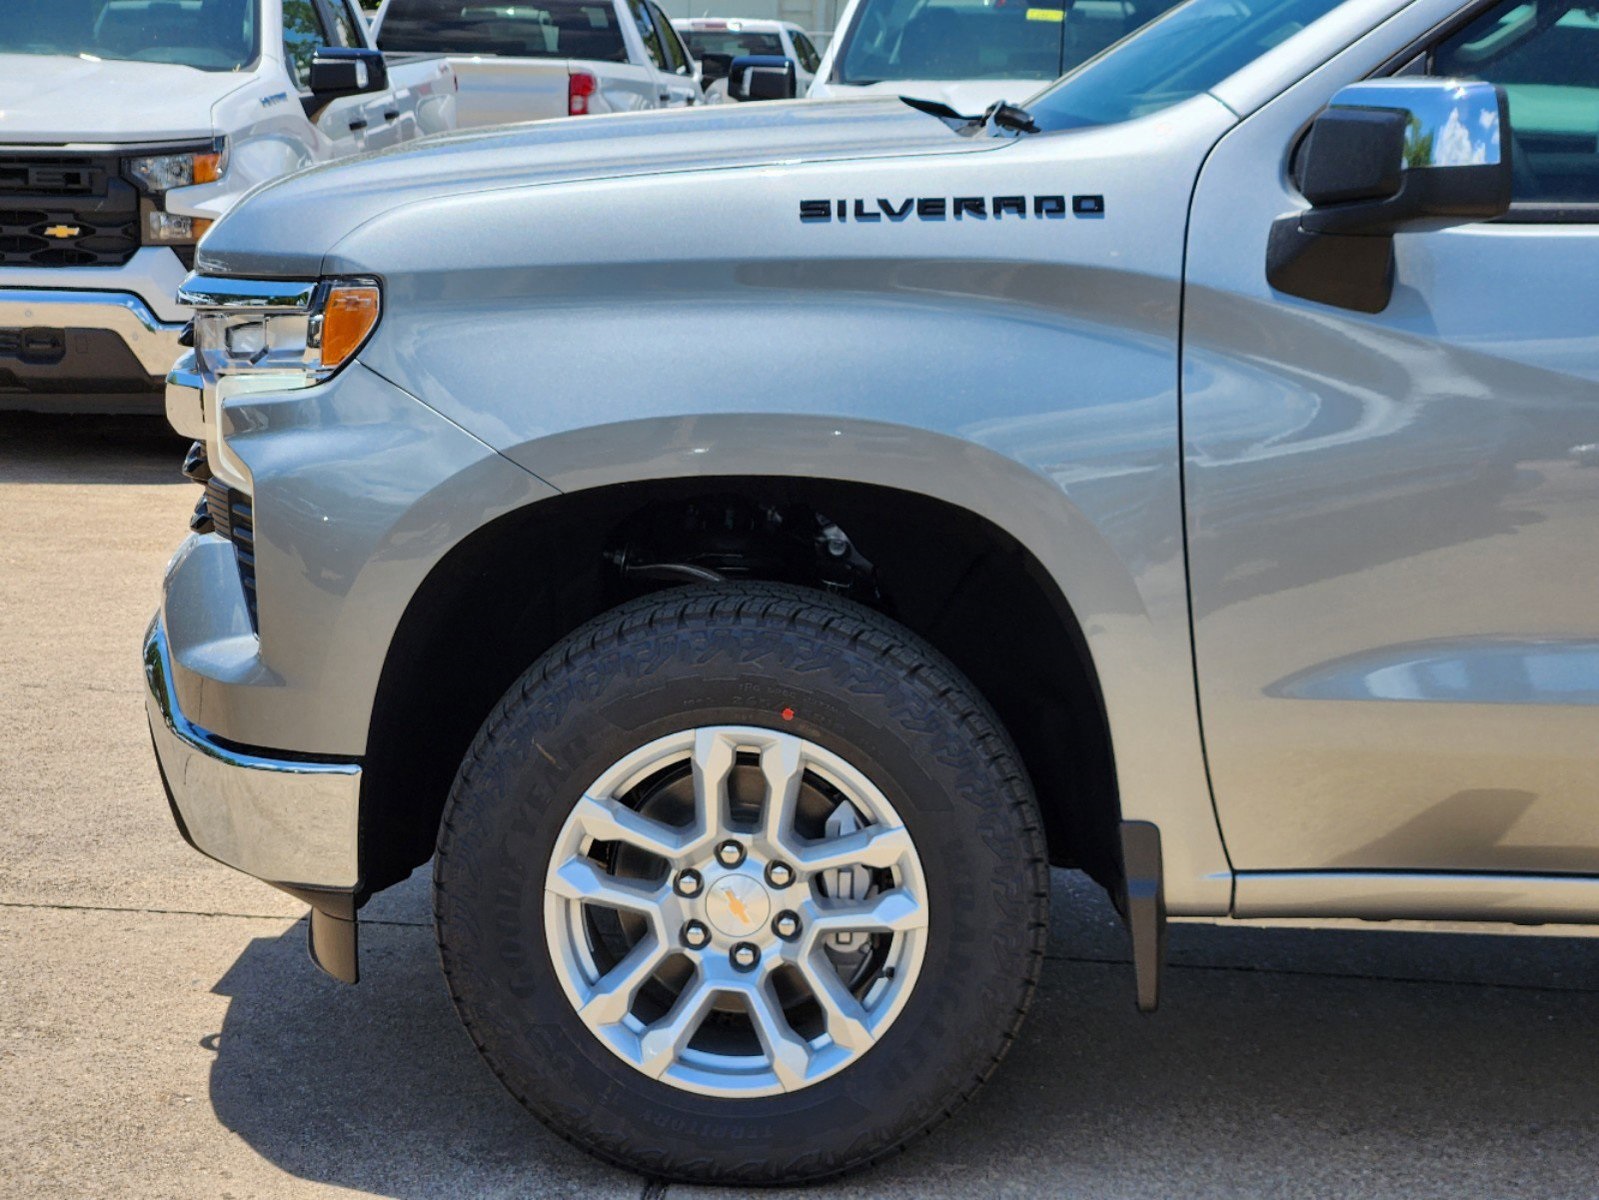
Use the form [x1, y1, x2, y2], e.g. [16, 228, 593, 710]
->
[145, 210, 208, 245]
[179, 276, 383, 388]
[125, 138, 229, 192]
[126, 138, 228, 249]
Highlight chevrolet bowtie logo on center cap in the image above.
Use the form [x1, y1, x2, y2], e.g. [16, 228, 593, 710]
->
[43, 225, 81, 239]
[722, 887, 751, 927]
[707, 875, 770, 938]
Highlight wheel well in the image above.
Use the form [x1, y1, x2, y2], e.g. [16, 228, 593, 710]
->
[360, 478, 1121, 899]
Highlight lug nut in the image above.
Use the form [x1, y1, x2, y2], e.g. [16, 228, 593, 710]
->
[674, 868, 703, 898]
[682, 920, 710, 950]
[772, 911, 801, 941]
[765, 861, 794, 888]
[715, 840, 746, 868]
[730, 942, 760, 971]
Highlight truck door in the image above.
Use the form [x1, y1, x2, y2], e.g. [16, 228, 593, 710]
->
[322, 0, 408, 149]
[282, 0, 367, 158]
[1183, 0, 1599, 880]
[648, 7, 702, 106]
[626, 0, 679, 108]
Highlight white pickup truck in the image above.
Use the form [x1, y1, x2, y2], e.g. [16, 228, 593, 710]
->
[372, 0, 709, 127]
[0, 0, 455, 413]
[810, 0, 1184, 113]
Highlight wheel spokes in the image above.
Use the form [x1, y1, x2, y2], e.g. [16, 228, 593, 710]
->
[579, 933, 669, 1027]
[804, 887, 927, 943]
[744, 978, 813, 1091]
[546, 725, 928, 1097]
[795, 951, 876, 1053]
[547, 858, 665, 922]
[637, 975, 717, 1078]
[690, 728, 737, 842]
[794, 823, 914, 874]
[570, 793, 693, 865]
[757, 733, 805, 856]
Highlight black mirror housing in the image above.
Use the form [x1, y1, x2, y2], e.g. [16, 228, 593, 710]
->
[1297, 108, 1407, 207]
[698, 51, 733, 83]
[305, 47, 389, 118]
[1269, 79, 1513, 312]
[727, 55, 797, 102]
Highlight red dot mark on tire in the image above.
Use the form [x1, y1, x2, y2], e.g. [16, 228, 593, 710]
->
[781, 707, 795, 722]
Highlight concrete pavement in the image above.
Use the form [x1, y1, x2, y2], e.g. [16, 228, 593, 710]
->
[2, 412, 1596, 1198]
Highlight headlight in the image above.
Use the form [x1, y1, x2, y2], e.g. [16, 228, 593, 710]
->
[124, 138, 229, 193]
[179, 275, 384, 389]
[126, 138, 227, 249]
[145, 209, 211, 245]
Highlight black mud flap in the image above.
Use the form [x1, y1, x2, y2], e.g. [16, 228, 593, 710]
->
[1119, 820, 1167, 1013]
[307, 904, 360, 985]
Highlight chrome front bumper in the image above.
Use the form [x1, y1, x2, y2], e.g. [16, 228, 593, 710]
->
[143, 615, 361, 892]
[0, 287, 187, 375]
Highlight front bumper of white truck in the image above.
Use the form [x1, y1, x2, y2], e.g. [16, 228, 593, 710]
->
[1, 250, 190, 413]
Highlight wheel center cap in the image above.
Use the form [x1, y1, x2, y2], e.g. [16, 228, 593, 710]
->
[704, 872, 771, 939]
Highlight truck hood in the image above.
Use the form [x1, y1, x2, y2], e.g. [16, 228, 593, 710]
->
[198, 98, 1002, 277]
[0, 55, 248, 143]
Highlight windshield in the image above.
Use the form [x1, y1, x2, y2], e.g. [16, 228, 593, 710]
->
[378, 0, 629, 60]
[680, 30, 786, 58]
[834, 0, 1184, 85]
[1027, 0, 1353, 130]
[0, 0, 257, 71]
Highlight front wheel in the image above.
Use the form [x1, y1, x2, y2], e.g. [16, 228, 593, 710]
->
[434, 585, 1048, 1184]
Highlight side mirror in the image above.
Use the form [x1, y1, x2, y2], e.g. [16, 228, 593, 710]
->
[727, 55, 796, 102]
[305, 47, 389, 118]
[698, 51, 733, 84]
[1267, 79, 1511, 312]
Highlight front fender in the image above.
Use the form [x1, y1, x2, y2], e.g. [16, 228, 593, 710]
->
[503, 412, 1230, 913]
[325, 109, 1239, 909]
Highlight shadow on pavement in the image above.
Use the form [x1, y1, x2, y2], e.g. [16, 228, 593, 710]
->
[207, 914, 642, 1199]
[0, 412, 187, 486]
[205, 873, 1599, 1199]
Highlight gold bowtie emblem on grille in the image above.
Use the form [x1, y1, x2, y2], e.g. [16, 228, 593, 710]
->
[43, 225, 81, 239]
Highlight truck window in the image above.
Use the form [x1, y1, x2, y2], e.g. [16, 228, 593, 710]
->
[834, 0, 1184, 85]
[1027, 0, 1352, 131]
[283, 0, 334, 88]
[628, 0, 667, 69]
[378, 0, 630, 62]
[0, 0, 258, 72]
[650, 2, 691, 73]
[1432, 0, 1599, 208]
[680, 29, 786, 59]
[792, 30, 822, 73]
[320, 0, 363, 46]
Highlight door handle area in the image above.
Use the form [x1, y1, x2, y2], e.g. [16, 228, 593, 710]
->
[348, 118, 369, 131]
[657, 92, 671, 102]
[383, 109, 400, 121]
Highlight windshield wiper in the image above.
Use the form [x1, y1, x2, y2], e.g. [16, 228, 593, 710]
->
[899, 95, 1041, 137]
[899, 95, 983, 130]
[985, 102, 1041, 135]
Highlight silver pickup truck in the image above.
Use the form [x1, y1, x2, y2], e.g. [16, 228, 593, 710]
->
[148, 0, 1598, 1183]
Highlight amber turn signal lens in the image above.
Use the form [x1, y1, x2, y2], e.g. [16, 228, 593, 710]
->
[194, 152, 225, 185]
[320, 286, 382, 368]
[192, 218, 213, 241]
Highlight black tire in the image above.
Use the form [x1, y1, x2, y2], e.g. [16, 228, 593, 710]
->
[434, 584, 1048, 1185]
